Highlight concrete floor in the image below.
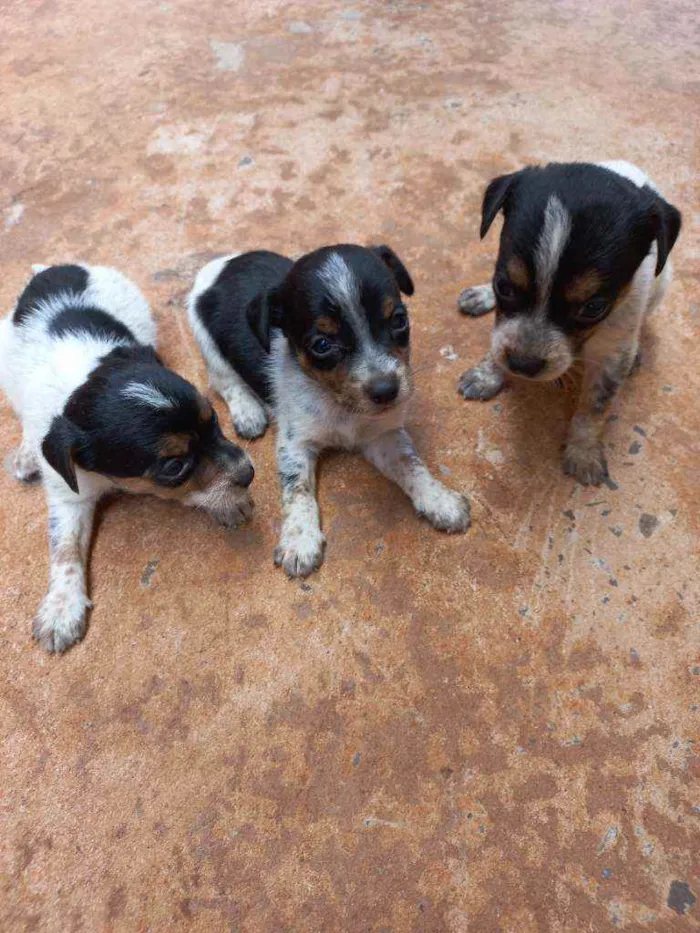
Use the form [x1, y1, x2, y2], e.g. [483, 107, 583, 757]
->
[1, 1, 698, 930]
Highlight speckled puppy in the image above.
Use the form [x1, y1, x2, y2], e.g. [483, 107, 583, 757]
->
[457, 161, 681, 485]
[0, 264, 255, 652]
[188, 244, 470, 577]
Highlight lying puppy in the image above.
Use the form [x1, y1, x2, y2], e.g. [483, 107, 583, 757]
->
[0, 264, 254, 652]
[188, 244, 470, 577]
[457, 161, 681, 485]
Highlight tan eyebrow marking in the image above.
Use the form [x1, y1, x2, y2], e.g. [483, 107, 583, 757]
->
[158, 433, 192, 458]
[315, 315, 340, 335]
[565, 269, 603, 303]
[506, 256, 529, 290]
[382, 296, 397, 319]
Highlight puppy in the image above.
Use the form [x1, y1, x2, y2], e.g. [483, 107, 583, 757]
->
[188, 244, 470, 577]
[0, 264, 255, 652]
[456, 161, 681, 485]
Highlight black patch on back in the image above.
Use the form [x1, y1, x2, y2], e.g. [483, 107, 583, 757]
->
[49, 306, 136, 344]
[196, 251, 293, 402]
[14, 265, 89, 326]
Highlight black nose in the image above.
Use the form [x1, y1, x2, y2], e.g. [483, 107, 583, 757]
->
[506, 352, 546, 377]
[236, 460, 255, 488]
[366, 374, 400, 406]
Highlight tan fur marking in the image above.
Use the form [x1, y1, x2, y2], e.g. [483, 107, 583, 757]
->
[315, 316, 340, 335]
[382, 296, 397, 319]
[158, 433, 192, 458]
[506, 256, 529, 290]
[565, 269, 603, 303]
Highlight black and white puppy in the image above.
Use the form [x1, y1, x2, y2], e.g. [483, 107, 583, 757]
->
[188, 244, 470, 577]
[0, 264, 255, 652]
[457, 161, 681, 485]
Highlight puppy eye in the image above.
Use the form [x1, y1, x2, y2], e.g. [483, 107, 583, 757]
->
[390, 307, 409, 332]
[577, 297, 608, 323]
[494, 276, 516, 302]
[159, 457, 189, 481]
[309, 335, 335, 358]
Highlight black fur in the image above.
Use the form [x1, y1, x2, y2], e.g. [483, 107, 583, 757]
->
[196, 251, 292, 402]
[196, 243, 414, 400]
[42, 345, 248, 492]
[48, 306, 136, 344]
[481, 163, 682, 334]
[14, 265, 89, 326]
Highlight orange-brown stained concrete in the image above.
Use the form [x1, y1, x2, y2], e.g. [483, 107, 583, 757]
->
[1, 2, 698, 931]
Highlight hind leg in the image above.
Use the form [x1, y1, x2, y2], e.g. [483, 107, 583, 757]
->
[209, 364, 269, 440]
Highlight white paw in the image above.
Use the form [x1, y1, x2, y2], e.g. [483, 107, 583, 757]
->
[207, 490, 254, 529]
[33, 586, 91, 653]
[563, 442, 609, 486]
[225, 396, 269, 440]
[274, 525, 326, 578]
[458, 364, 505, 401]
[11, 447, 41, 483]
[415, 485, 471, 533]
[457, 285, 496, 317]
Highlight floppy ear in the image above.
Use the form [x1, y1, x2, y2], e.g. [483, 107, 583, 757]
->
[246, 289, 282, 353]
[41, 416, 83, 494]
[371, 245, 415, 296]
[648, 192, 681, 276]
[480, 172, 519, 239]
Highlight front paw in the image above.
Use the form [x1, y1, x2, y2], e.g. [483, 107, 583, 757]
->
[33, 587, 91, 653]
[458, 364, 505, 401]
[274, 526, 326, 577]
[232, 408, 269, 441]
[11, 447, 41, 484]
[457, 285, 496, 317]
[563, 442, 609, 486]
[416, 486, 471, 533]
[212, 491, 254, 529]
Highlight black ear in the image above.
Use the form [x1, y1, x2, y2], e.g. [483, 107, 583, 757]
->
[480, 172, 519, 239]
[41, 416, 83, 494]
[371, 245, 415, 296]
[246, 289, 282, 353]
[648, 191, 681, 276]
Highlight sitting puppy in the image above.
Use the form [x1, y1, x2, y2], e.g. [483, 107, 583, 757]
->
[457, 161, 681, 485]
[0, 264, 255, 652]
[188, 244, 470, 577]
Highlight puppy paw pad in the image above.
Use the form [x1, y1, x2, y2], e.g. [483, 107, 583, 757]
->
[274, 531, 326, 578]
[563, 445, 609, 487]
[457, 367, 504, 401]
[33, 590, 90, 653]
[418, 491, 471, 534]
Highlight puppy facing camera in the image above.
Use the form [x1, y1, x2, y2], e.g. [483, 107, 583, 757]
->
[0, 264, 255, 652]
[457, 160, 681, 485]
[188, 243, 470, 578]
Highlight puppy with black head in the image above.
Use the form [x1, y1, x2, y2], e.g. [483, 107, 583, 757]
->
[456, 161, 681, 485]
[0, 264, 255, 652]
[188, 244, 470, 577]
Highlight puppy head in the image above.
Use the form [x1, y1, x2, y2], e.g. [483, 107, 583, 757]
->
[479, 163, 681, 380]
[41, 346, 254, 527]
[250, 244, 415, 415]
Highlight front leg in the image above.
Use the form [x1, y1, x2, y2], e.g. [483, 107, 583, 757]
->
[563, 344, 638, 486]
[363, 428, 471, 532]
[274, 439, 325, 578]
[34, 494, 96, 652]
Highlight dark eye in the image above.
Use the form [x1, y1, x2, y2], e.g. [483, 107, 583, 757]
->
[390, 307, 409, 332]
[577, 297, 608, 323]
[159, 457, 189, 482]
[309, 335, 335, 358]
[494, 276, 516, 302]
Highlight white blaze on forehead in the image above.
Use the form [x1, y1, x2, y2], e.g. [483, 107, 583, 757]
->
[534, 194, 572, 307]
[318, 252, 360, 315]
[122, 381, 176, 410]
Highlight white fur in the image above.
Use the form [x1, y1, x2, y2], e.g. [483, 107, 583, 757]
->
[0, 264, 155, 650]
[122, 381, 175, 409]
[534, 195, 571, 309]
